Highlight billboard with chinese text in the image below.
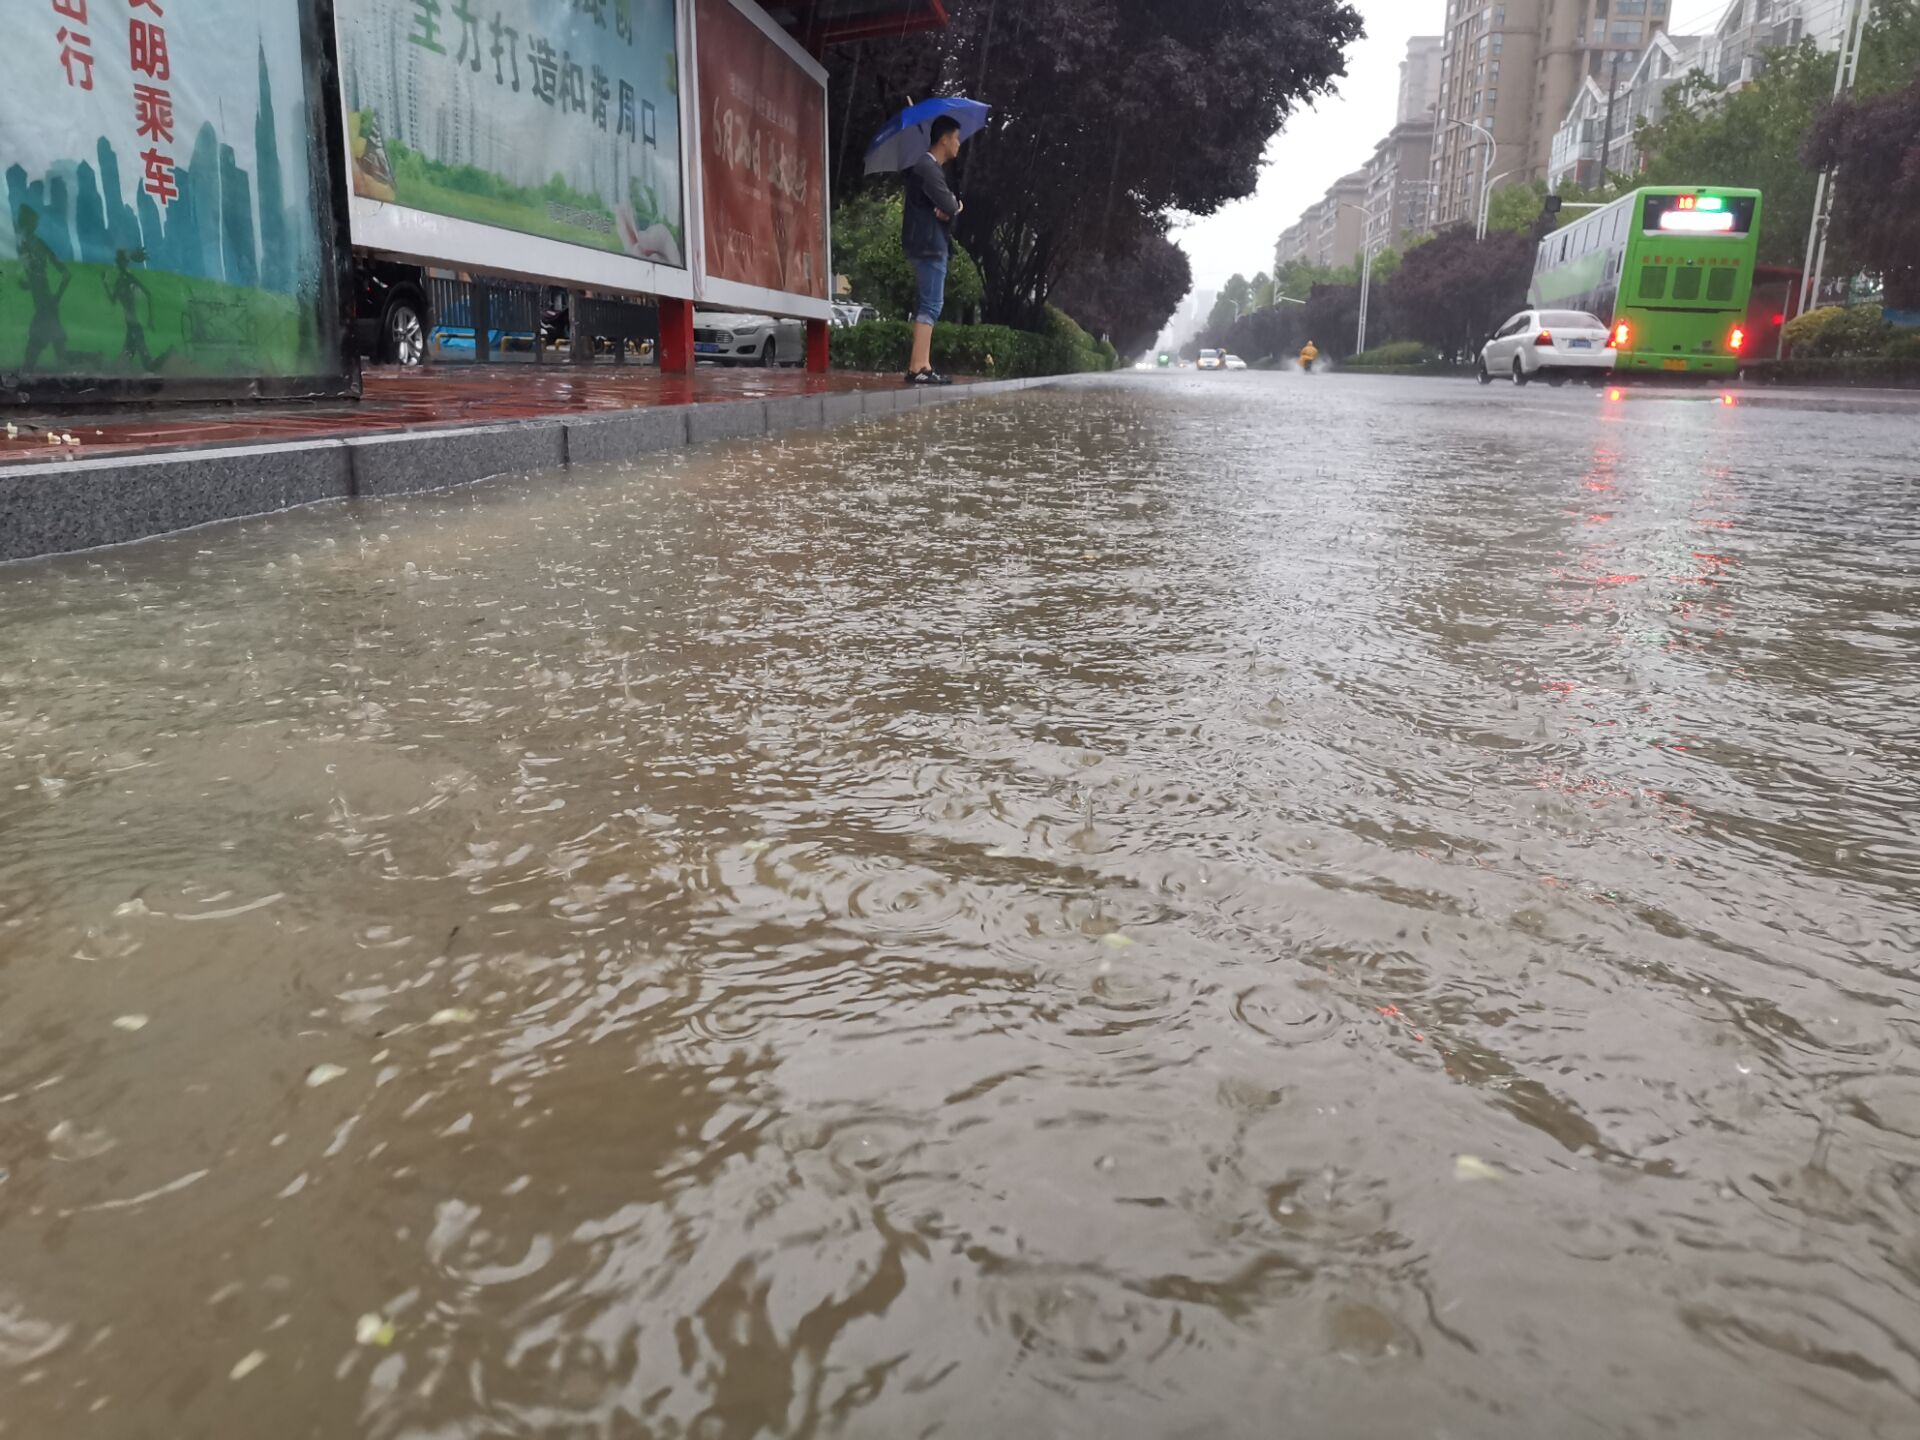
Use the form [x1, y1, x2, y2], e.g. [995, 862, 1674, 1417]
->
[0, 0, 349, 396]
[334, 0, 687, 294]
[692, 0, 830, 319]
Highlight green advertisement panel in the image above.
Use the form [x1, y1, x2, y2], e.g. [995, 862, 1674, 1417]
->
[1, 0, 349, 397]
[335, 0, 685, 269]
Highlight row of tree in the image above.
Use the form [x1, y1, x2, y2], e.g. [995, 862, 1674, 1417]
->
[824, 0, 1363, 352]
[1192, 0, 1920, 364]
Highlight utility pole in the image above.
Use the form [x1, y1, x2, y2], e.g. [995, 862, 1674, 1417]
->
[1800, 0, 1873, 318]
[1596, 48, 1625, 194]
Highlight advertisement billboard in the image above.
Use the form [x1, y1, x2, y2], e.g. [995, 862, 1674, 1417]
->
[0, 0, 351, 399]
[334, 0, 690, 298]
[692, 0, 831, 319]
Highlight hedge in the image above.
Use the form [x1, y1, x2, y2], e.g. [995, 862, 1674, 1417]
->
[1742, 356, 1920, 387]
[830, 306, 1115, 378]
[1782, 305, 1893, 358]
[1345, 341, 1441, 368]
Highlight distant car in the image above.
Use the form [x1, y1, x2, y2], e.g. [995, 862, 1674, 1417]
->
[1223, 354, 1248, 370]
[831, 302, 879, 329]
[693, 310, 807, 366]
[1478, 309, 1615, 386]
[1197, 349, 1224, 370]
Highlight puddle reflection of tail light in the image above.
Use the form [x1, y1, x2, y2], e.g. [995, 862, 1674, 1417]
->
[1610, 322, 1631, 349]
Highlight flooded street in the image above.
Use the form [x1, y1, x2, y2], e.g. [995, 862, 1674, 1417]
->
[4, 372, 1920, 1439]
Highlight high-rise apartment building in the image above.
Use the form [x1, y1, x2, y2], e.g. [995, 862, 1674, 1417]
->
[1546, 0, 1867, 193]
[1706, 0, 1859, 88]
[1274, 37, 1442, 276]
[1399, 36, 1445, 123]
[1429, 0, 1671, 228]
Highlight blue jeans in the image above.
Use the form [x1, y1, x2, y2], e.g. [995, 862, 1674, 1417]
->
[910, 255, 948, 326]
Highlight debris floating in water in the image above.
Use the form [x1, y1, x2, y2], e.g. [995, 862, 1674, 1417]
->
[1101, 933, 1136, 949]
[1453, 1154, 1504, 1183]
[112, 1014, 150, 1032]
[355, 1313, 397, 1347]
[228, 1350, 268, 1381]
[305, 1063, 349, 1088]
[427, 1009, 476, 1027]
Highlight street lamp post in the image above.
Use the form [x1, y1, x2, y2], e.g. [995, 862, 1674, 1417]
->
[1443, 118, 1497, 241]
[1338, 201, 1385, 354]
[1480, 168, 1520, 244]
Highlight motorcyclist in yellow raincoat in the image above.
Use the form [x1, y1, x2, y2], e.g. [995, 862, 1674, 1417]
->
[1299, 340, 1320, 370]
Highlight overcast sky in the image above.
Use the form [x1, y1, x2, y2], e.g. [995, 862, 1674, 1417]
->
[1170, 0, 1735, 299]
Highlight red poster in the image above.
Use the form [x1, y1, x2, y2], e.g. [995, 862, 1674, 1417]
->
[695, 0, 828, 300]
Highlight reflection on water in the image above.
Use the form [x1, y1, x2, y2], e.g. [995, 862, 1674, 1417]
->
[3, 376, 1919, 1439]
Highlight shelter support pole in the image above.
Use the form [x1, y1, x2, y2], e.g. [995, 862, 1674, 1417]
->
[659, 297, 696, 374]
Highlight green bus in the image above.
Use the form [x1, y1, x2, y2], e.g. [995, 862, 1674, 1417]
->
[1529, 187, 1762, 378]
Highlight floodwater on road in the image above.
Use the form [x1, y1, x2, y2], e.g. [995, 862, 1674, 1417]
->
[3, 373, 1919, 1439]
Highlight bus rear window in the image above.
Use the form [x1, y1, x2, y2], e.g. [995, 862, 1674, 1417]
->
[1643, 194, 1756, 236]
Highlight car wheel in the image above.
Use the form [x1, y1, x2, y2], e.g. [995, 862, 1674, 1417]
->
[383, 300, 426, 367]
[1546, 372, 1567, 387]
[1477, 358, 1493, 385]
[1511, 356, 1530, 388]
[759, 340, 776, 368]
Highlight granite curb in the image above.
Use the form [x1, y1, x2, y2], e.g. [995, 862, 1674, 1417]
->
[0, 376, 1071, 562]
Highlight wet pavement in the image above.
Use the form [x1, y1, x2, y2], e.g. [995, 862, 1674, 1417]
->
[2, 372, 1918, 1439]
[0, 364, 915, 465]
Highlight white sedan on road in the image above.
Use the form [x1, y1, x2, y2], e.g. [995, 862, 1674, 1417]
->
[1478, 309, 1615, 387]
[1223, 354, 1248, 370]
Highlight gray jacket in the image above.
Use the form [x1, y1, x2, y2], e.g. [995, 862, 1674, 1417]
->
[902, 152, 959, 260]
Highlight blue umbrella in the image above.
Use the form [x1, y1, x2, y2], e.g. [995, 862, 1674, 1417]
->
[864, 97, 991, 175]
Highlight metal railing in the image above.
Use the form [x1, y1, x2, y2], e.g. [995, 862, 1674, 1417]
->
[422, 276, 658, 366]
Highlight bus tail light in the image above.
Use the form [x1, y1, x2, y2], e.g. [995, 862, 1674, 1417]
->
[1534, 330, 1554, 347]
[1610, 322, 1631, 350]
[1729, 326, 1746, 352]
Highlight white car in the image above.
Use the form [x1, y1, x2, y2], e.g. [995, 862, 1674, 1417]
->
[1478, 309, 1615, 386]
[830, 302, 879, 329]
[1223, 353, 1248, 370]
[1197, 348, 1224, 370]
[693, 310, 806, 366]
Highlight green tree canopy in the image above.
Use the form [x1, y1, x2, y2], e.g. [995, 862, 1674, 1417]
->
[827, 0, 1363, 327]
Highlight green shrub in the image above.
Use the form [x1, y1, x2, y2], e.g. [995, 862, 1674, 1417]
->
[1782, 304, 1892, 358]
[1885, 329, 1920, 360]
[1346, 340, 1441, 368]
[831, 193, 985, 321]
[1747, 356, 1920, 387]
[828, 315, 1115, 378]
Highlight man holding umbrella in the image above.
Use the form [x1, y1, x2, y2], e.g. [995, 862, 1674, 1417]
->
[867, 97, 988, 386]
[901, 115, 965, 385]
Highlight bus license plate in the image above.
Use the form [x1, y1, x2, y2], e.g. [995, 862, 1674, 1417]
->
[1663, 358, 1689, 371]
